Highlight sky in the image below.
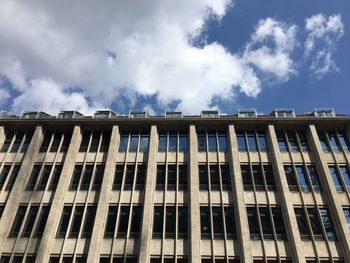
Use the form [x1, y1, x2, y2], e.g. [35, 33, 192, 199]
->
[0, 0, 349, 116]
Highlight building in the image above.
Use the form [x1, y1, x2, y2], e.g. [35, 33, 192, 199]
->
[0, 108, 349, 263]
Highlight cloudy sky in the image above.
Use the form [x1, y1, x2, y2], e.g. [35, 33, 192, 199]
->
[0, 0, 349, 115]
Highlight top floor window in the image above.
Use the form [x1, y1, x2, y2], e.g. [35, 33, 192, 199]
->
[236, 130, 267, 152]
[158, 131, 187, 152]
[197, 131, 227, 152]
[118, 131, 149, 153]
[276, 130, 309, 152]
[318, 130, 350, 153]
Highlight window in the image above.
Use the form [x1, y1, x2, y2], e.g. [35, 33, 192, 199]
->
[247, 206, 286, 240]
[9, 205, 27, 237]
[124, 165, 135, 190]
[22, 205, 39, 237]
[70, 164, 105, 191]
[158, 132, 167, 152]
[57, 206, 72, 238]
[139, 132, 149, 152]
[92, 164, 105, 190]
[50, 131, 63, 152]
[113, 165, 124, 190]
[179, 165, 188, 190]
[10, 132, 24, 153]
[318, 130, 350, 153]
[114, 205, 142, 238]
[199, 165, 209, 190]
[49, 165, 62, 190]
[298, 131, 309, 151]
[236, 130, 267, 152]
[152, 206, 164, 238]
[241, 164, 275, 191]
[295, 207, 336, 240]
[165, 206, 176, 238]
[156, 164, 187, 191]
[277, 130, 309, 152]
[99, 131, 111, 152]
[80, 165, 93, 190]
[220, 165, 231, 190]
[60, 131, 72, 152]
[81, 206, 97, 238]
[69, 206, 84, 238]
[5, 165, 20, 191]
[167, 165, 176, 190]
[0, 204, 4, 218]
[338, 131, 350, 152]
[329, 166, 345, 192]
[318, 131, 330, 152]
[79, 131, 90, 152]
[328, 131, 341, 152]
[119, 132, 129, 152]
[276, 131, 287, 152]
[178, 206, 188, 238]
[179, 132, 188, 152]
[34, 205, 51, 237]
[200, 206, 236, 240]
[89, 132, 100, 152]
[284, 165, 321, 192]
[129, 132, 139, 152]
[197, 131, 227, 152]
[26, 165, 41, 191]
[136, 165, 146, 190]
[70, 165, 83, 190]
[119, 131, 150, 152]
[199, 164, 231, 191]
[37, 165, 52, 191]
[343, 208, 350, 230]
[104, 206, 118, 238]
[0, 131, 14, 152]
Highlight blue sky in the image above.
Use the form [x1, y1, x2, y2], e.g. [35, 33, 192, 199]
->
[0, 0, 348, 115]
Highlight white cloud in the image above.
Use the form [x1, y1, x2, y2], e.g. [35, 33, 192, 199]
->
[0, 1, 344, 114]
[243, 18, 298, 81]
[304, 14, 344, 78]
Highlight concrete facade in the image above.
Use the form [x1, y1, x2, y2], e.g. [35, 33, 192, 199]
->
[0, 113, 349, 263]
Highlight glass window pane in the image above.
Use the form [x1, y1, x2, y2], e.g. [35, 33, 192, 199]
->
[105, 206, 118, 237]
[208, 132, 217, 152]
[79, 132, 90, 152]
[247, 207, 259, 239]
[218, 132, 227, 152]
[271, 207, 286, 239]
[199, 165, 209, 190]
[338, 131, 350, 152]
[153, 206, 164, 238]
[236, 132, 247, 151]
[40, 131, 53, 152]
[10, 205, 27, 237]
[264, 165, 275, 190]
[156, 165, 166, 190]
[5, 165, 20, 191]
[139, 133, 149, 152]
[220, 165, 231, 189]
[224, 207, 236, 238]
[0, 131, 14, 152]
[179, 165, 188, 190]
[247, 131, 257, 152]
[69, 206, 84, 238]
[210, 165, 220, 190]
[119, 132, 129, 152]
[168, 132, 177, 152]
[26, 165, 41, 191]
[297, 131, 309, 151]
[37, 165, 52, 191]
[129, 133, 139, 152]
[35, 205, 51, 237]
[252, 165, 264, 190]
[167, 165, 177, 190]
[82, 206, 97, 238]
[57, 206, 72, 237]
[296, 166, 310, 192]
[92, 165, 105, 191]
[241, 165, 252, 190]
[287, 131, 298, 152]
[197, 132, 206, 152]
[22, 205, 39, 237]
[89, 132, 100, 152]
[329, 166, 344, 192]
[49, 165, 62, 190]
[124, 165, 135, 190]
[165, 206, 176, 237]
[70, 165, 83, 191]
[307, 166, 321, 192]
[200, 207, 211, 238]
[113, 165, 124, 190]
[257, 132, 267, 152]
[179, 132, 188, 152]
[307, 208, 323, 237]
[178, 206, 188, 238]
[117, 206, 130, 237]
[284, 165, 297, 191]
[318, 131, 330, 152]
[80, 165, 93, 190]
[158, 132, 167, 152]
[130, 206, 142, 238]
[339, 166, 350, 191]
[259, 207, 273, 239]
[212, 207, 224, 238]
[343, 208, 350, 230]
[276, 131, 287, 152]
[99, 131, 111, 152]
[294, 208, 310, 238]
[328, 131, 341, 152]
[319, 208, 336, 239]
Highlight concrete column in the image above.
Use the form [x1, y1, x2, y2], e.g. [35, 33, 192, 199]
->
[188, 125, 200, 263]
[0, 126, 5, 148]
[87, 126, 119, 262]
[0, 125, 44, 252]
[36, 125, 82, 262]
[138, 125, 158, 263]
[308, 125, 350, 261]
[266, 125, 305, 262]
[227, 125, 252, 263]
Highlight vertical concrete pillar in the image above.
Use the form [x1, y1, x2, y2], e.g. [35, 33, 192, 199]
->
[138, 125, 158, 263]
[227, 125, 252, 263]
[308, 125, 350, 261]
[87, 125, 119, 262]
[36, 125, 82, 262]
[0, 126, 5, 148]
[0, 125, 44, 252]
[188, 125, 200, 263]
[266, 125, 305, 262]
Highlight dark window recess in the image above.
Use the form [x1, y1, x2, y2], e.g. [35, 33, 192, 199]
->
[158, 132, 167, 152]
[89, 132, 100, 152]
[224, 207, 237, 239]
[178, 206, 188, 239]
[129, 132, 139, 152]
[152, 206, 164, 238]
[218, 132, 227, 152]
[57, 206, 72, 238]
[210, 165, 220, 190]
[92, 165, 105, 190]
[12, 256, 24, 263]
[80, 165, 94, 190]
[328, 131, 341, 152]
[207, 132, 217, 152]
[34, 205, 51, 237]
[37, 165, 52, 191]
[329, 166, 344, 192]
[241, 165, 252, 190]
[130, 206, 142, 238]
[117, 206, 130, 237]
[10, 132, 24, 153]
[343, 208, 350, 230]
[200, 207, 211, 239]
[294, 208, 311, 239]
[21, 131, 33, 153]
[165, 206, 176, 238]
[276, 131, 288, 152]
[319, 208, 336, 240]
[179, 132, 188, 152]
[100, 131, 111, 152]
[22, 205, 39, 237]
[252, 165, 264, 190]
[60, 131, 72, 152]
[104, 206, 118, 238]
[50, 131, 62, 152]
[340, 165, 350, 191]
[5, 165, 20, 191]
[284, 165, 297, 191]
[307, 208, 323, 239]
[169, 132, 177, 152]
[139, 132, 149, 152]
[237, 131, 267, 152]
[9, 205, 27, 237]
[295, 166, 310, 192]
[26, 165, 41, 191]
[69, 206, 84, 238]
[264, 165, 276, 190]
[167, 165, 177, 190]
[79, 131, 91, 152]
[119, 132, 129, 152]
[179, 165, 188, 190]
[257, 132, 268, 151]
[259, 207, 273, 240]
[338, 131, 350, 152]
[298, 131, 309, 151]
[0, 131, 14, 152]
[113, 165, 124, 190]
[82, 206, 97, 238]
[124, 165, 135, 190]
[271, 207, 287, 239]
[236, 132, 247, 151]
[0, 204, 4, 218]
[135, 165, 146, 190]
[286, 131, 298, 151]
[247, 207, 259, 239]
[308, 165, 321, 192]
[318, 131, 330, 152]
[246, 131, 257, 151]
[212, 207, 224, 239]
[49, 165, 62, 191]
[25, 256, 36, 263]
[199, 165, 209, 190]
[241, 164, 275, 191]
[197, 132, 206, 152]
[40, 131, 53, 152]
[70, 165, 83, 190]
[156, 165, 165, 190]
